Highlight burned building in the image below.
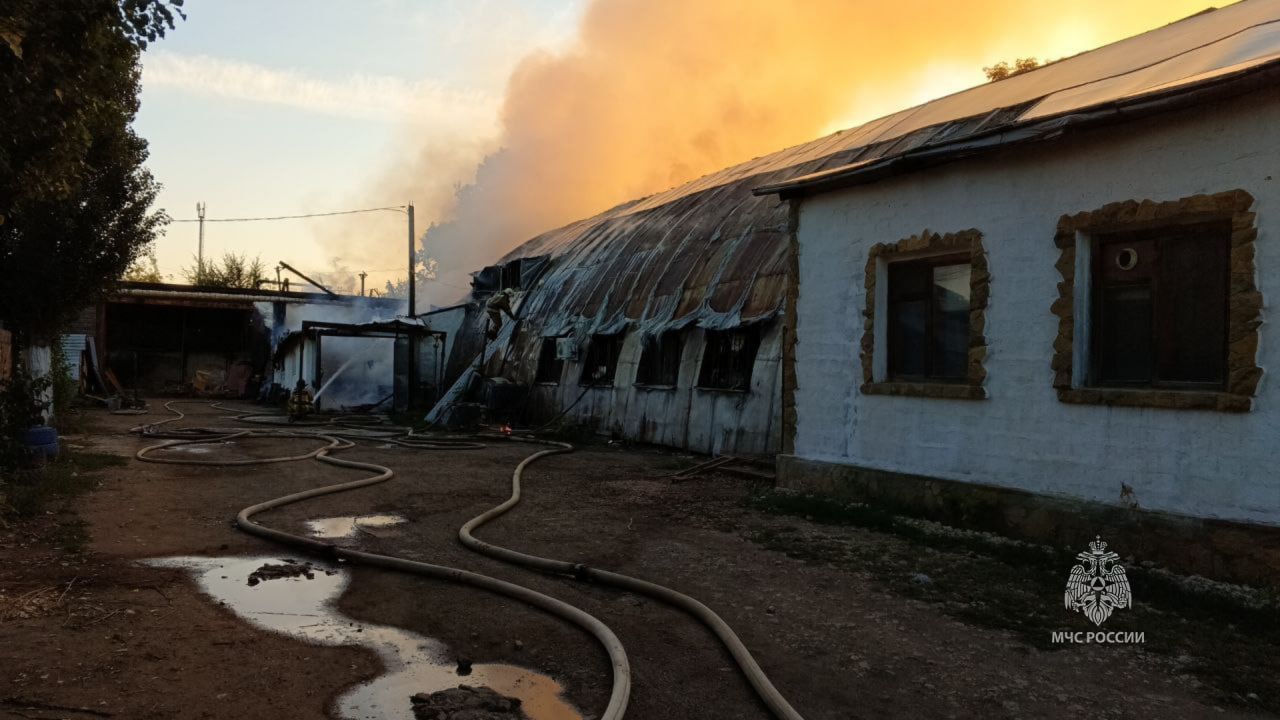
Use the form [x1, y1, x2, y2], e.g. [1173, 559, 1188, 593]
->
[432, 101, 931, 453]
[431, 178, 795, 454]
[273, 317, 448, 413]
[430, 0, 1280, 476]
[69, 281, 402, 402]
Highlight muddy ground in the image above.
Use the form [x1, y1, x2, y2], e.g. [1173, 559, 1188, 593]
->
[1, 402, 1276, 720]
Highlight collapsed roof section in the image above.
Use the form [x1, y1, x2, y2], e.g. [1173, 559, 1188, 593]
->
[498, 0, 1279, 334]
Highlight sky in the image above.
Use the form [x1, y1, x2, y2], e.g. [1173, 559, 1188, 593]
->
[136, 0, 584, 291]
[135, 0, 1233, 299]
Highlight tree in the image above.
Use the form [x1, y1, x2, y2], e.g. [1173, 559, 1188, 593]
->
[182, 252, 268, 289]
[984, 57, 1042, 82]
[122, 246, 164, 282]
[381, 257, 439, 299]
[0, 1, 182, 339]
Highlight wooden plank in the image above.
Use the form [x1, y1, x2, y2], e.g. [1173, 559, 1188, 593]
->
[103, 368, 127, 395]
[667, 455, 735, 482]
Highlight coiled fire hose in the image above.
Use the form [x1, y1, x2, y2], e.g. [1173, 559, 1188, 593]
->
[133, 401, 630, 720]
[133, 401, 807, 720]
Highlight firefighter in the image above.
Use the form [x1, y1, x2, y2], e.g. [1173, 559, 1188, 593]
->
[485, 288, 516, 340]
[287, 379, 314, 421]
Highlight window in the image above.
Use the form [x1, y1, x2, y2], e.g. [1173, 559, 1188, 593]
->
[860, 229, 987, 400]
[535, 337, 564, 383]
[580, 334, 623, 386]
[886, 254, 971, 382]
[635, 332, 682, 386]
[697, 326, 761, 390]
[1090, 221, 1228, 389]
[1051, 191, 1260, 413]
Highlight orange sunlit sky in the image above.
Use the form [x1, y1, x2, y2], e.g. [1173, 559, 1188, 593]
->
[136, 0, 1235, 300]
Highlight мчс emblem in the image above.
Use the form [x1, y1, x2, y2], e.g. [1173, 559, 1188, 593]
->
[1064, 536, 1131, 626]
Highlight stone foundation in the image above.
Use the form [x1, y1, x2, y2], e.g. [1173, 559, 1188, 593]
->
[777, 454, 1280, 587]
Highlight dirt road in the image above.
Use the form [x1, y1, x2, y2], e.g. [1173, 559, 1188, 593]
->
[1, 403, 1274, 719]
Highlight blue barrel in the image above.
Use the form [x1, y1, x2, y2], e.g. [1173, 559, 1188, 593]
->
[20, 425, 59, 460]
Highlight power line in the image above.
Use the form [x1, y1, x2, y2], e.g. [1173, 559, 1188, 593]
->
[308, 267, 440, 274]
[168, 202, 467, 291]
[170, 205, 408, 223]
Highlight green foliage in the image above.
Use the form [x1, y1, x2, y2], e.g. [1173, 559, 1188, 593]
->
[48, 341, 80, 431]
[0, 366, 51, 428]
[182, 252, 268, 289]
[380, 257, 439, 298]
[121, 246, 164, 282]
[983, 57, 1042, 82]
[0, 364, 52, 469]
[114, 0, 185, 49]
[1, 450, 125, 520]
[0, 1, 180, 337]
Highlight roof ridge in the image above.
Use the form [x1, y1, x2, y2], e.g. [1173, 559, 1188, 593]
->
[617, 3, 1250, 213]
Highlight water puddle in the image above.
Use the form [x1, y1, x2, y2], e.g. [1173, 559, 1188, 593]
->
[166, 445, 214, 454]
[307, 514, 407, 540]
[160, 440, 237, 455]
[147, 556, 581, 720]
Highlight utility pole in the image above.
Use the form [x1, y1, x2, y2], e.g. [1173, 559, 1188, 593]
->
[196, 201, 206, 280]
[405, 203, 417, 409]
[359, 271, 367, 297]
[407, 203, 416, 318]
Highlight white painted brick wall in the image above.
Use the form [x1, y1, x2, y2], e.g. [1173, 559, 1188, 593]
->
[794, 88, 1280, 525]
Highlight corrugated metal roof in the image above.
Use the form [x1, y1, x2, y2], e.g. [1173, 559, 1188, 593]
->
[60, 334, 87, 380]
[502, 0, 1280, 333]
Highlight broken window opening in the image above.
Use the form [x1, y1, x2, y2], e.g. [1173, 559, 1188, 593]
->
[1090, 220, 1229, 389]
[500, 262, 522, 291]
[580, 333, 624, 386]
[697, 326, 762, 391]
[635, 331, 682, 387]
[886, 253, 972, 382]
[535, 336, 565, 384]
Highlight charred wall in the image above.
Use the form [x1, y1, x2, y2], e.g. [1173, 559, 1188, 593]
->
[103, 302, 268, 395]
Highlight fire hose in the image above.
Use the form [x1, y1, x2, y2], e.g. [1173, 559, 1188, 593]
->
[132, 400, 806, 720]
[133, 401, 630, 720]
[460, 437, 806, 720]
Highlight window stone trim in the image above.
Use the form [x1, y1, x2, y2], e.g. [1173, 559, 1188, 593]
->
[1051, 190, 1261, 413]
[860, 229, 989, 400]
[861, 381, 986, 400]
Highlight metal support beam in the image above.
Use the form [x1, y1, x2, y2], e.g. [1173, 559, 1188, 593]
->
[278, 261, 339, 298]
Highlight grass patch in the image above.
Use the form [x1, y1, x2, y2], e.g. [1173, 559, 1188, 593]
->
[52, 517, 90, 554]
[745, 487, 1280, 710]
[68, 451, 129, 473]
[0, 450, 125, 519]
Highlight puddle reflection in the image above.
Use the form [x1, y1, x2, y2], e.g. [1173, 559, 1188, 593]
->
[147, 556, 581, 720]
[306, 514, 407, 539]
